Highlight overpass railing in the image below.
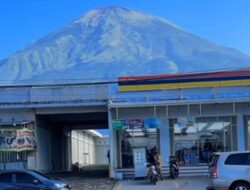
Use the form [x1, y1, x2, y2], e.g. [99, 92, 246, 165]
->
[0, 84, 109, 107]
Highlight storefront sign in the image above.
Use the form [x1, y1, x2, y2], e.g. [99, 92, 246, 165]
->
[113, 119, 144, 130]
[177, 118, 186, 129]
[113, 118, 160, 130]
[145, 118, 159, 129]
[0, 128, 37, 151]
[177, 117, 195, 129]
[112, 120, 129, 130]
[129, 119, 144, 130]
[112, 120, 124, 130]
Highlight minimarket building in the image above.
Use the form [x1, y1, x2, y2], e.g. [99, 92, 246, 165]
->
[1, 69, 250, 179]
[109, 70, 250, 178]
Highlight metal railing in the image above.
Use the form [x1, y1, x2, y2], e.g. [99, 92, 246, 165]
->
[0, 83, 110, 107]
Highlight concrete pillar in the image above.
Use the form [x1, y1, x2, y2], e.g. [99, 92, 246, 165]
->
[69, 127, 72, 168]
[237, 114, 246, 151]
[35, 122, 51, 171]
[62, 126, 71, 171]
[108, 108, 116, 178]
[159, 118, 170, 166]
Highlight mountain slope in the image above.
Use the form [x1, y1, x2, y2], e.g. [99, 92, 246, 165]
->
[0, 6, 250, 83]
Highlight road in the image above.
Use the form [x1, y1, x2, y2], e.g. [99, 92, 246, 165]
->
[113, 176, 208, 190]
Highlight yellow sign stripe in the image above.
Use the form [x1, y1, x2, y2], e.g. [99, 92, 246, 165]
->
[119, 79, 250, 92]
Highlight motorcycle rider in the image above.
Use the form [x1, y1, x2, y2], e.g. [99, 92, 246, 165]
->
[147, 147, 163, 181]
[146, 147, 158, 184]
[169, 155, 179, 179]
[155, 153, 164, 180]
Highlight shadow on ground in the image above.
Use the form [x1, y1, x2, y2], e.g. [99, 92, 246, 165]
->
[47, 165, 116, 190]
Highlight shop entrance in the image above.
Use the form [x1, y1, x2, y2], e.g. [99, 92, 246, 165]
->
[117, 127, 159, 169]
[170, 116, 237, 166]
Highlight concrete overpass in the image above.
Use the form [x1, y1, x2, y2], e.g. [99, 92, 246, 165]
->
[0, 83, 111, 171]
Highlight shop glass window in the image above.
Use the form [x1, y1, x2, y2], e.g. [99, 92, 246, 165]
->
[170, 116, 237, 166]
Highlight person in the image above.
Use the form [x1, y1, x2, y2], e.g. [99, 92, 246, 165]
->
[215, 142, 223, 152]
[107, 150, 110, 164]
[146, 147, 155, 165]
[147, 147, 164, 180]
[204, 139, 212, 151]
[155, 153, 164, 180]
[203, 139, 212, 163]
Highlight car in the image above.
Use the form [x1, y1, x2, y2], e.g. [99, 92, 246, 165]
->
[0, 170, 72, 190]
[207, 151, 250, 190]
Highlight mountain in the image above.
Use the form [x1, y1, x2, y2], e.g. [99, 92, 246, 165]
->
[0, 6, 250, 84]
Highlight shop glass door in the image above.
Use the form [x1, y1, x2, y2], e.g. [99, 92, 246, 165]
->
[114, 118, 160, 169]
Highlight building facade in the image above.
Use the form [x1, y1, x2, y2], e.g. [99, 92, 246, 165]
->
[108, 70, 250, 178]
[0, 70, 250, 179]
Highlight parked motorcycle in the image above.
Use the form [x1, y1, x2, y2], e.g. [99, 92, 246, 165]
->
[169, 156, 179, 179]
[146, 163, 158, 185]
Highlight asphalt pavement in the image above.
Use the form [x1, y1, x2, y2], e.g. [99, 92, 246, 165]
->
[48, 168, 116, 190]
[48, 169, 208, 190]
[113, 176, 208, 190]
[61, 177, 116, 190]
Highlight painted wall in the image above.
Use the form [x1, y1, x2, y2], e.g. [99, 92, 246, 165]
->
[111, 103, 250, 119]
[0, 109, 35, 123]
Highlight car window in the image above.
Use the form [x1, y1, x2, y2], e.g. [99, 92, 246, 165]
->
[225, 153, 250, 165]
[0, 173, 12, 183]
[31, 170, 50, 180]
[15, 172, 37, 184]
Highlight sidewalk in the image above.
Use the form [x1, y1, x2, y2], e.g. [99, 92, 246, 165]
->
[113, 176, 208, 190]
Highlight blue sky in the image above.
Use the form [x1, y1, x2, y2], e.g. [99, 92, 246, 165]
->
[1, 0, 250, 60]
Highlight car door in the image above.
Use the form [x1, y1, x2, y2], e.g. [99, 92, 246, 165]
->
[0, 172, 18, 190]
[14, 172, 44, 190]
[224, 153, 250, 181]
[244, 153, 250, 181]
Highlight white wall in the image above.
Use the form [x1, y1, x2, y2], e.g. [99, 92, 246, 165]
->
[71, 130, 96, 165]
[95, 137, 109, 165]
